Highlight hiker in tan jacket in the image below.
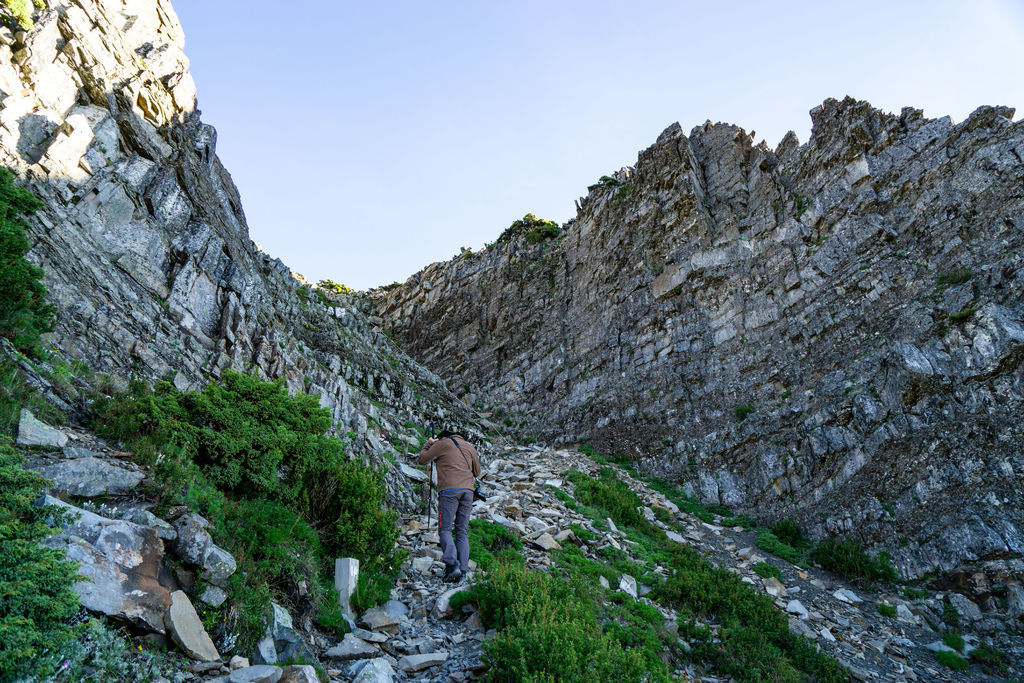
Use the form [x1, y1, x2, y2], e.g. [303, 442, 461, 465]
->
[418, 430, 480, 582]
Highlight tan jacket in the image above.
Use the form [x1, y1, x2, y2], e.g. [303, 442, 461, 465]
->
[417, 435, 480, 492]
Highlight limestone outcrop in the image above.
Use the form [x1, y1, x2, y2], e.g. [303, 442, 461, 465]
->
[0, 0, 484, 509]
[375, 98, 1024, 580]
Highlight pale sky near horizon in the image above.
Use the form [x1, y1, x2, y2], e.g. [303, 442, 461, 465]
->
[172, 1, 1024, 291]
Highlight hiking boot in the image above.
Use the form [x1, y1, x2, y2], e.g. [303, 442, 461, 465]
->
[443, 566, 463, 583]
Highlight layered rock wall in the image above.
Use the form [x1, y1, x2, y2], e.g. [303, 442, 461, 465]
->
[375, 99, 1024, 577]
[0, 0, 481, 506]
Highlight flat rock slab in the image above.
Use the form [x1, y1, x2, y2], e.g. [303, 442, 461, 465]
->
[166, 590, 219, 662]
[399, 463, 428, 482]
[359, 604, 403, 632]
[324, 633, 379, 660]
[352, 657, 396, 683]
[398, 651, 449, 673]
[279, 664, 319, 682]
[228, 665, 283, 683]
[17, 409, 68, 447]
[833, 588, 862, 604]
[530, 532, 561, 551]
[431, 586, 464, 620]
[352, 627, 388, 643]
[619, 574, 638, 600]
[31, 457, 144, 497]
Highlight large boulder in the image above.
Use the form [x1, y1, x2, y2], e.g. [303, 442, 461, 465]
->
[165, 590, 219, 662]
[30, 457, 144, 497]
[253, 602, 318, 668]
[171, 513, 237, 585]
[17, 409, 68, 447]
[41, 496, 172, 633]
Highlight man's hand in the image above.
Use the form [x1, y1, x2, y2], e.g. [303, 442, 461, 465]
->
[425, 437, 438, 448]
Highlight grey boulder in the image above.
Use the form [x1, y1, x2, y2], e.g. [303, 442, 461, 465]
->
[17, 409, 68, 447]
[31, 457, 144, 497]
[228, 665, 282, 683]
[165, 589, 219, 662]
[352, 658, 395, 683]
[253, 602, 318, 668]
[324, 633, 379, 660]
[397, 651, 449, 673]
[41, 496, 171, 633]
[172, 513, 237, 584]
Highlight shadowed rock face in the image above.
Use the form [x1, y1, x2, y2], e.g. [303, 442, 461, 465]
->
[0, 0, 486, 508]
[375, 98, 1024, 578]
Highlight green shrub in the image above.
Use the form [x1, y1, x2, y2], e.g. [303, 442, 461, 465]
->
[0, 168, 55, 355]
[655, 541, 846, 681]
[769, 520, 806, 548]
[0, 0, 43, 29]
[0, 440, 81, 679]
[942, 631, 964, 651]
[317, 279, 354, 296]
[934, 650, 969, 671]
[752, 561, 781, 580]
[756, 530, 810, 568]
[496, 213, 561, 245]
[947, 307, 976, 322]
[468, 519, 522, 571]
[877, 603, 896, 618]
[968, 645, 1008, 674]
[566, 467, 648, 531]
[734, 403, 755, 421]
[456, 559, 665, 681]
[936, 267, 972, 288]
[942, 602, 960, 626]
[810, 539, 897, 586]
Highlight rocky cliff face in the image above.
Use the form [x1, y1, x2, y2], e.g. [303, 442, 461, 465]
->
[375, 98, 1024, 579]
[0, 0, 483, 506]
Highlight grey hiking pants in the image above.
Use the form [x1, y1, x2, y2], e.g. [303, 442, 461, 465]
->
[438, 489, 474, 572]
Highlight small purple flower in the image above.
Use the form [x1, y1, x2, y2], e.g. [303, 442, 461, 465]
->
[60, 661, 70, 670]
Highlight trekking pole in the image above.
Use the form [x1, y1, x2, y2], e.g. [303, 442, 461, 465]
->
[426, 462, 434, 527]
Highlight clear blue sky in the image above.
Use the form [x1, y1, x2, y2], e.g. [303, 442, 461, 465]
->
[172, 0, 1024, 290]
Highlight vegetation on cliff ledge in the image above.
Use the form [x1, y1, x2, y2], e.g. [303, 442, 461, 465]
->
[0, 168, 55, 356]
[0, 0, 45, 29]
[496, 213, 561, 246]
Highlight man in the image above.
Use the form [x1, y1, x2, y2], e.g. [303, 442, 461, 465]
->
[418, 428, 480, 582]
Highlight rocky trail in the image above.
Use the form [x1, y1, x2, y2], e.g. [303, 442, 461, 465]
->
[323, 445, 1024, 682]
[9, 405, 1024, 682]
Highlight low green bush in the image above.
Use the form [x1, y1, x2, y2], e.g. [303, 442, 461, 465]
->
[468, 519, 522, 571]
[735, 403, 755, 421]
[756, 530, 810, 568]
[656, 541, 847, 682]
[968, 645, 1008, 674]
[934, 649, 969, 671]
[942, 602, 960, 626]
[0, 0, 44, 30]
[753, 561, 781, 580]
[877, 603, 896, 618]
[810, 538, 897, 586]
[455, 558, 666, 681]
[0, 440, 81, 680]
[566, 467, 648, 531]
[769, 520, 807, 548]
[942, 631, 964, 651]
[497, 213, 561, 245]
[0, 168, 55, 355]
